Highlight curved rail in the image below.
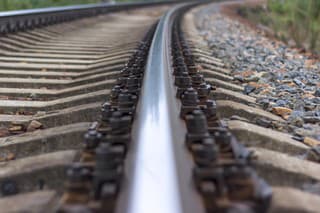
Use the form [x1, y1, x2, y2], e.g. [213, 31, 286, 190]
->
[0, 1, 174, 34]
[123, 3, 205, 213]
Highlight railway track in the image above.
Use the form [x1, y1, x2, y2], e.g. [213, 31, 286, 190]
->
[0, 1, 319, 212]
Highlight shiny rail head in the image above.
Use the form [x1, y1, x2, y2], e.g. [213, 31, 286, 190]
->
[124, 3, 205, 213]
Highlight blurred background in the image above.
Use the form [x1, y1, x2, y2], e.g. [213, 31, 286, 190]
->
[0, 0, 156, 11]
[0, 0, 318, 54]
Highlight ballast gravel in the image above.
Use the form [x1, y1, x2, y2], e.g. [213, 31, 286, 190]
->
[195, 6, 320, 150]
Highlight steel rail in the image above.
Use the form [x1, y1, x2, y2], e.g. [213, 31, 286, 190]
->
[0, 1, 176, 34]
[121, 3, 205, 213]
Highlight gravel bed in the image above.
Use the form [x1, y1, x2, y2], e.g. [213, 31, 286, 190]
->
[195, 6, 320, 151]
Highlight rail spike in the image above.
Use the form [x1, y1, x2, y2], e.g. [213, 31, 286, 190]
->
[171, 6, 272, 213]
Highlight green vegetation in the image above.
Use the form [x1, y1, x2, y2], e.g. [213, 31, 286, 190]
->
[0, 0, 157, 11]
[239, 0, 320, 54]
[0, 0, 102, 11]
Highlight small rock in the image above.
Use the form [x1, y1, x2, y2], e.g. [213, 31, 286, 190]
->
[271, 121, 287, 131]
[257, 98, 270, 110]
[303, 137, 320, 147]
[293, 78, 305, 88]
[295, 127, 314, 137]
[288, 111, 304, 127]
[259, 88, 272, 95]
[244, 75, 260, 82]
[27, 120, 43, 132]
[260, 71, 272, 79]
[255, 117, 272, 128]
[303, 116, 320, 123]
[305, 145, 320, 163]
[292, 135, 304, 142]
[314, 88, 320, 97]
[243, 84, 256, 95]
[293, 100, 305, 111]
[272, 107, 293, 118]
[276, 99, 287, 107]
[312, 97, 320, 104]
[8, 124, 25, 134]
[234, 75, 244, 82]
